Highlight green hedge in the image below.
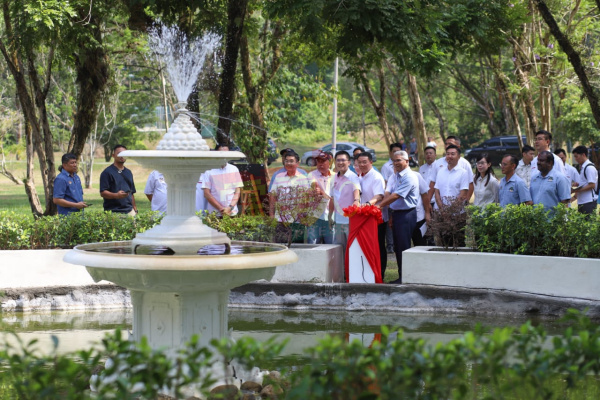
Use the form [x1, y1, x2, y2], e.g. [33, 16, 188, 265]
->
[468, 204, 600, 258]
[0, 311, 598, 399]
[0, 211, 281, 250]
[0, 211, 162, 250]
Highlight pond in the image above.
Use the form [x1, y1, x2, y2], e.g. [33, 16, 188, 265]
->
[0, 308, 566, 358]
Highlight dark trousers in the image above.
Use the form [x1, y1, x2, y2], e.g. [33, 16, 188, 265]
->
[391, 208, 417, 284]
[378, 222, 387, 280]
[578, 202, 596, 216]
[412, 219, 427, 246]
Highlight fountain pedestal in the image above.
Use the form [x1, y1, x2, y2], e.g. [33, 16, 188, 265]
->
[65, 241, 294, 350]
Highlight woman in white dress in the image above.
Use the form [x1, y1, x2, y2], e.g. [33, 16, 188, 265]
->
[473, 153, 499, 207]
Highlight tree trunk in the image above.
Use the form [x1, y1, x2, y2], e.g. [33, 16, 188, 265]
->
[493, 59, 524, 151]
[406, 72, 427, 166]
[359, 65, 391, 148]
[69, 24, 110, 159]
[24, 122, 43, 217]
[216, 0, 249, 146]
[0, 143, 21, 185]
[424, 92, 446, 144]
[535, 0, 600, 129]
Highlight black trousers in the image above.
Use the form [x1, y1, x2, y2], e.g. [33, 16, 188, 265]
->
[412, 219, 427, 246]
[378, 222, 387, 280]
[391, 208, 417, 284]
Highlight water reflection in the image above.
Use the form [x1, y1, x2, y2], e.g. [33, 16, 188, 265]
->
[0, 309, 564, 356]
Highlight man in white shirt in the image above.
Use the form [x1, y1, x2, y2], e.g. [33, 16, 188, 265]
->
[516, 145, 535, 188]
[203, 145, 244, 216]
[329, 151, 361, 258]
[412, 170, 431, 246]
[426, 136, 437, 148]
[268, 147, 308, 191]
[195, 173, 208, 214]
[356, 152, 387, 278]
[554, 148, 579, 185]
[434, 145, 470, 208]
[419, 146, 437, 182]
[144, 170, 167, 213]
[572, 145, 598, 215]
[530, 130, 565, 176]
[307, 151, 334, 244]
[429, 136, 474, 204]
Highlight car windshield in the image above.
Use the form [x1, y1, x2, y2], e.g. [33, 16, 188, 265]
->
[321, 144, 332, 151]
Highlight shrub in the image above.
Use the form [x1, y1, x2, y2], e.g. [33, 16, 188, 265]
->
[202, 213, 277, 242]
[468, 204, 600, 258]
[0, 311, 599, 399]
[0, 211, 163, 250]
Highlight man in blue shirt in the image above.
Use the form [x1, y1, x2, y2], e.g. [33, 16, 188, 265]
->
[499, 154, 532, 207]
[378, 150, 419, 284]
[53, 153, 88, 215]
[530, 151, 571, 212]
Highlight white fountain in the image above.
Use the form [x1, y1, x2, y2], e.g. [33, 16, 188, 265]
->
[64, 26, 297, 354]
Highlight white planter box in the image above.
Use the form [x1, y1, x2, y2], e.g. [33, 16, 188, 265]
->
[270, 244, 344, 283]
[403, 247, 600, 301]
[0, 249, 108, 289]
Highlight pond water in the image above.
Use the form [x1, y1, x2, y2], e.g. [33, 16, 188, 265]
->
[0, 308, 566, 357]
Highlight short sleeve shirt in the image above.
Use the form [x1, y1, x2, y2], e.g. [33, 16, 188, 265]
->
[144, 170, 167, 213]
[196, 173, 207, 212]
[419, 162, 435, 184]
[515, 160, 532, 188]
[53, 169, 84, 215]
[530, 169, 571, 211]
[331, 170, 361, 224]
[434, 165, 469, 207]
[473, 175, 499, 207]
[578, 160, 598, 205]
[414, 171, 429, 221]
[203, 163, 244, 216]
[430, 157, 474, 185]
[499, 174, 531, 207]
[270, 170, 314, 222]
[99, 164, 136, 213]
[380, 159, 394, 181]
[308, 169, 333, 220]
[385, 168, 419, 210]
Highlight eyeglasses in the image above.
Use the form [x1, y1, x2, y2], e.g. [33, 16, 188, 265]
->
[476, 161, 489, 166]
[284, 159, 297, 164]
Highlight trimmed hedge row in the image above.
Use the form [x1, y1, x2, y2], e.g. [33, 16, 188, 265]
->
[0, 211, 162, 250]
[468, 204, 600, 258]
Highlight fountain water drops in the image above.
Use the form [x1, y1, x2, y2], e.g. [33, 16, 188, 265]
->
[148, 24, 220, 104]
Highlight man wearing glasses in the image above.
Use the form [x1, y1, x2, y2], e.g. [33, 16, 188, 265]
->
[530, 130, 565, 176]
[329, 151, 361, 258]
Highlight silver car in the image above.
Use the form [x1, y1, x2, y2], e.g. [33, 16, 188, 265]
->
[300, 142, 377, 166]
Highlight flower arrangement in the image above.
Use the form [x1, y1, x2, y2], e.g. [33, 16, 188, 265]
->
[342, 204, 384, 224]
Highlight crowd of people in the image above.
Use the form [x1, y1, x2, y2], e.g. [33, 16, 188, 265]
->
[52, 130, 598, 284]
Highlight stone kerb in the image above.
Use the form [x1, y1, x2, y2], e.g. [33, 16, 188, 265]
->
[0, 249, 109, 289]
[403, 246, 600, 301]
[270, 244, 344, 283]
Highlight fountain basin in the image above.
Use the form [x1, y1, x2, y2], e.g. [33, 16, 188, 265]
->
[64, 241, 298, 349]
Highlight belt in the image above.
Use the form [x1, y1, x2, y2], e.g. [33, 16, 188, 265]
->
[390, 208, 415, 213]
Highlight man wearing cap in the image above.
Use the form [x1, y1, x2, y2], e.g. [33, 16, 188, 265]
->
[356, 152, 387, 278]
[100, 144, 137, 215]
[378, 150, 419, 284]
[307, 151, 334, 244]
[268, 148, 308, 191]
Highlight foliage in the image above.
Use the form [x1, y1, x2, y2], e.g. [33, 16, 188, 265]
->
[429, 199, 468, 250]
[202, 212, 277, 242]
[0, 311, 599, 399]
[0, 211, 162, 250]
[468, 203, 600, 257]
[271, 185, 324, 246]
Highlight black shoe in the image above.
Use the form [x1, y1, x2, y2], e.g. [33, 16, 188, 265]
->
[388, 279, 402, 284]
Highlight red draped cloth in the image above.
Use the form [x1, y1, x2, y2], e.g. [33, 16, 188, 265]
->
[343, 205, 383, 283]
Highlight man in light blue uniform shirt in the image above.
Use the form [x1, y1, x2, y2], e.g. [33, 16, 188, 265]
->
[499, 154, 532, 207]
[530, 151, 571, 213]
[379, 150, 419, 284]
[53, 153, 89, 215]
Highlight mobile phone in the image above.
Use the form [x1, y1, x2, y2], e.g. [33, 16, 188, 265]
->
[85, 203, 93, 206]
